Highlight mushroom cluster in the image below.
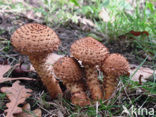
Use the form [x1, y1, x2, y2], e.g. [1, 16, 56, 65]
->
[11, 23, 129, 106]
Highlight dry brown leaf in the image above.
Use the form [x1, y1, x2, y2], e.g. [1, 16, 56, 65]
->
[129, 64, 156, 82]
[99, 8, 115, 22]
[0, 65, 35, 83]
[1, 81, 32, 117]
[77, 16, 95, 27]
[0, 65, 11, 78]
[15, 103, 41, 117]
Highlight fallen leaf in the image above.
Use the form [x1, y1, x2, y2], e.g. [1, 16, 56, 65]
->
[0, 65, 35, 83]
[57, 110, 64, 117]
[0, 65, 11, 78]
[99, 8, 110, 22]
[1, 81, 32, 117]
[129, 64, 156, 82]
[15, 103, 41, 117]
[77, 16, 95, 27]
[99, 8, 115, 22]
[130, 30, 149, 36]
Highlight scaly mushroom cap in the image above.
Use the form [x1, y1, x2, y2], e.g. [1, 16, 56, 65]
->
[54, 57, 90, 106]
[70, 37, 109, 65]
[11, 23, 60, 55]
[53, 57, 83, 83]
[102, 54, 129, 77]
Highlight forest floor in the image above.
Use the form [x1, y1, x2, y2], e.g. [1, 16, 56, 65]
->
[0, 0, 156, 117]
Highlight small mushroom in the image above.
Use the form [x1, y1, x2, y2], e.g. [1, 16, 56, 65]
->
[101, 53, 129, 100]
[11, 23, 62, 98]
[70, 37, 109, 100]
[53, 57, 90, 106]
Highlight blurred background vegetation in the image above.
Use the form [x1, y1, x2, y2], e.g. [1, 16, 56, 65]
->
[0, 0, 155, 60]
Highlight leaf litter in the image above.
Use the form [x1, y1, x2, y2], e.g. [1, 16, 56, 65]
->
[15, 103, 41, 117]
[0, 65, 35, 83]
[129, 64, 156, 82]
[1, 81, 32, 117]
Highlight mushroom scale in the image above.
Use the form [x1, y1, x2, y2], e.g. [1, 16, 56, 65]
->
[53, 57, 90, 106]
[70, 37, 109, 65]
[11, 23, 60, 55]
[101, 53, 129, 100]
[53, 57, 83, 83]
[11, 23, 62, 98]
[70, 37, 109, 100]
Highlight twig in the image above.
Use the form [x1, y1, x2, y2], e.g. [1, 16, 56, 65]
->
[36, 102, 52, 115]
[121, 82, 132, 103]
[0, 77, 35, 83]
[96, 101, 99, 117]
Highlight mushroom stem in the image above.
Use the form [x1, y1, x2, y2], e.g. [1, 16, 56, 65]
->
[29, 55, 62, 98]
[101, 53, 129, 100]
[84, 64, 103, 100]
[103, 75, 117, 100]
[66, 81, 90, 106]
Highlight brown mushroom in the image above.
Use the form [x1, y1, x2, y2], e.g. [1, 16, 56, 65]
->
[70, 37, 109, 100]
[101, 53, 129, 100]
[53, 57, 90, 106]
[11, 23, 62, 98]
